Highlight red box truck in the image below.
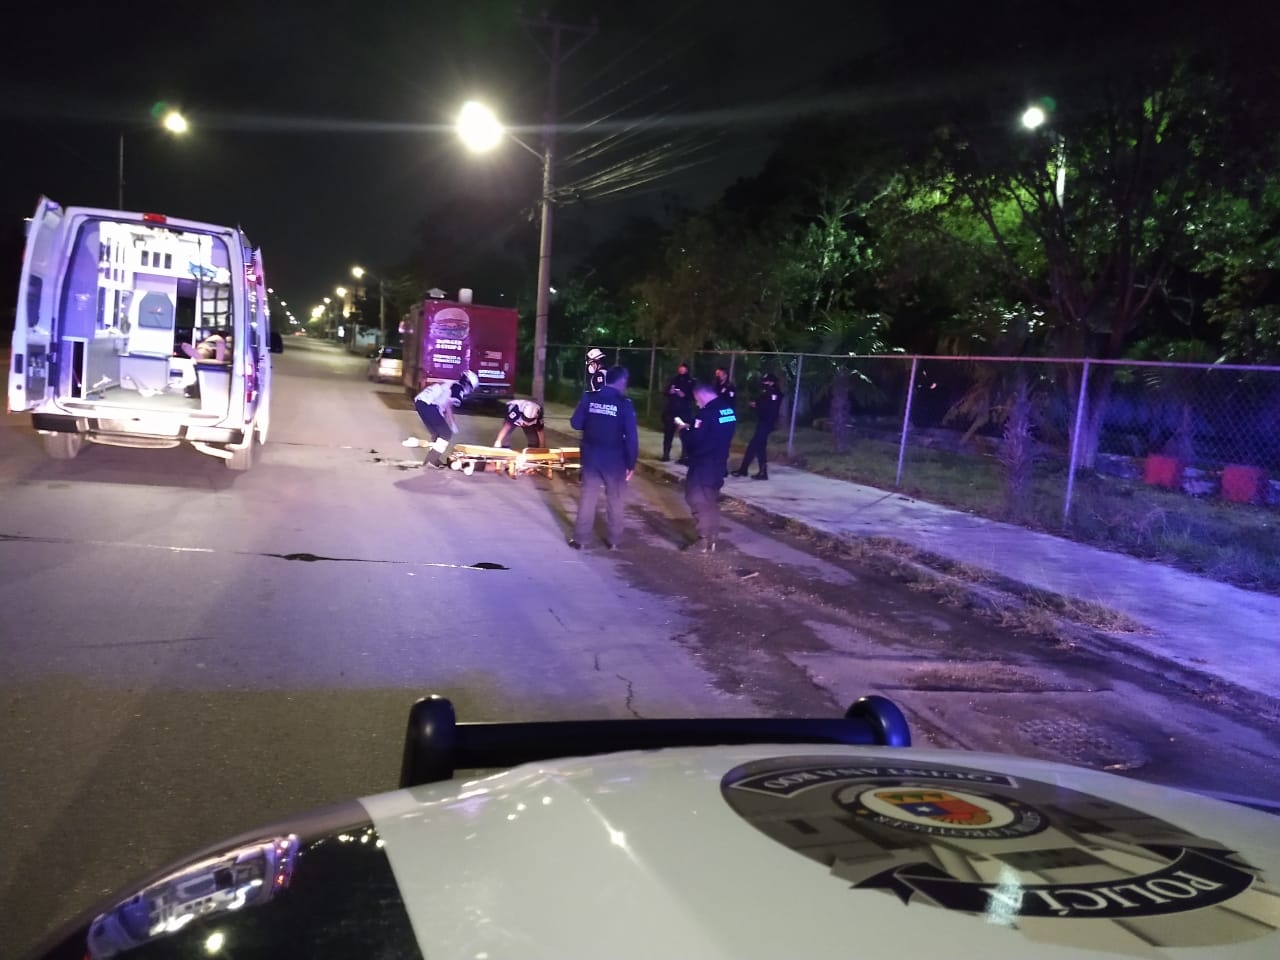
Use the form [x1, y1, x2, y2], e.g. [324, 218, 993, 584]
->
[401, 291, 518, 402]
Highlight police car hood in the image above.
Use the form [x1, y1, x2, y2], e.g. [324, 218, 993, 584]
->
[361, 744, 1280, 959]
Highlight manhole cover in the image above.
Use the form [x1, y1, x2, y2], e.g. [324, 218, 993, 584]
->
[1017, 717, 1147, 771]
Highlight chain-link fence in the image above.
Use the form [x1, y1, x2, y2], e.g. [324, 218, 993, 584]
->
[548, 343, 1280, 539]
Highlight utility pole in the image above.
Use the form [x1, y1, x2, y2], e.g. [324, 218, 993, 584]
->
[117, 132, 125, 209]
[520, 12, 596, 405]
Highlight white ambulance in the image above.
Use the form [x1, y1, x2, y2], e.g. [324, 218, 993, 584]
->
[8, 197, 283, 471]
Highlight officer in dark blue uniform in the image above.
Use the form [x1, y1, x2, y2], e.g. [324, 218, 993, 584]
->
[569, 366, 639, 551]
[714, 367, 736, 406]
[677, 381, 737, 552]
[732, 370, 782, 480]
[661, 363, 695, 463]
[712, 368, 737, 477]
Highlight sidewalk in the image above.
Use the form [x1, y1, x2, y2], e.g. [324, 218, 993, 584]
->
[544, 402, 1280, 702]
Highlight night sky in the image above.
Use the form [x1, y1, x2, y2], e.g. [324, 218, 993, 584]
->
[0, 0, 879, 314]
[0, 0, 1263, 317]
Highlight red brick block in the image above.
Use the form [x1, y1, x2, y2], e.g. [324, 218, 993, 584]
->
[1221, 464, 1266, 504]
[1143, 454, 1182, 489]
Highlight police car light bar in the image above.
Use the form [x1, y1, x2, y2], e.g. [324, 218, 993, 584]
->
[399, 694, 912, 787]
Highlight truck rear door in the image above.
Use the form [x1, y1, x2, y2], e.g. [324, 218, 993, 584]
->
[473, 307, 517, 399]
[8, 197, 64, 413]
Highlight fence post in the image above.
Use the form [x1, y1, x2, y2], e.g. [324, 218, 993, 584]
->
[896, 356, 919, 488]
[646, 343, 657, 418]
[787, 354, 804, 459]
[728, 351, 736, 388]
[1064, 358, 1091, 525]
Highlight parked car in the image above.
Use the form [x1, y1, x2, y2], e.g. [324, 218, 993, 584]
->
[368, 345, 403, 383]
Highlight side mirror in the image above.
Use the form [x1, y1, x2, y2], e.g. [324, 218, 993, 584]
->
[269, 331, 284, 354]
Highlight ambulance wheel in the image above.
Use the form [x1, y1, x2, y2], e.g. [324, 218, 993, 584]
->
[226, 440, 255, 472]
[463, 462, 475, 476]
[450, 459, 462, 471]
[43, 432, 83, 461]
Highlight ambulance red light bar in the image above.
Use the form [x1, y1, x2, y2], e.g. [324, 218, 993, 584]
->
[142, 213, 168, 224]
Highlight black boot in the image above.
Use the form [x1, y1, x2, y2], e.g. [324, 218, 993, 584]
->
[752, 469, 768, 480]
[731, 467, 748, 477]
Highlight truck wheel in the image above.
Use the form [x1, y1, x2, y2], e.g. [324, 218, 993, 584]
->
[43, 433, 84, 461]
[226, 440, 255, 472]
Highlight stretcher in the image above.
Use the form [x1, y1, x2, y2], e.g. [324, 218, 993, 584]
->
[448, 444, 581, 478]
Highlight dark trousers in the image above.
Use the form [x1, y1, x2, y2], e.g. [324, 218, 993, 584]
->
[574, 463, 627, 544]
[739, 423, 774, 473]
[415, 401, 454, 465]
[685, 474, 723, 540]
[662, 417, 685, 459]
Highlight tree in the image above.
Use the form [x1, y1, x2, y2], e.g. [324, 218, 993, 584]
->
[634, 212, 781, 354]
[901, 60, 1272, 466]
[1189, 173, 1280, 363]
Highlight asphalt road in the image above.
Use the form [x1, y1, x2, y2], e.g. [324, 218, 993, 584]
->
[3, 339, 1278, 954]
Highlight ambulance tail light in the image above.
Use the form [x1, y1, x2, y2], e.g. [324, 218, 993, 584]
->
[142, 213, 168, 224]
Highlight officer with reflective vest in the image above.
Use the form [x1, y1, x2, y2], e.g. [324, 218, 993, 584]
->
[569, 366, 639, 551]
[494, 399, 546, 448]
[412, 371, 477, 467]
[677, 381, 737, 552]
[733, 370, 782, 480]
[585, 347, 607, 392]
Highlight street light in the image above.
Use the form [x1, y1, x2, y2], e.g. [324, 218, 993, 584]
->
[456, 100, 554, 404]
[1021, 103, 1066, 211]
[118, 108, 188, 209]
[457, 101, 505, 154]
[335, 286, 348, 298]
[351, 265, 387, 343]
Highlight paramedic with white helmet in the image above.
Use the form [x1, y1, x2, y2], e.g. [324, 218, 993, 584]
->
[585, 347, 607, 392]
[494, 399, 546, 448]
[413, 371, 478, 467]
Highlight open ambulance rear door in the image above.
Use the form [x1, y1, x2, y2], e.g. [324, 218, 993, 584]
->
[8, 197, 64, 413]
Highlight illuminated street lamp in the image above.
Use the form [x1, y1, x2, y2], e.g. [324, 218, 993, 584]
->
[456, 100, 554, 404]
[119, 108, 188, 209]
[1021, 102, 1066, 210]
[351, 265, 387, 342]
[457, 101, 505, 154]
[335, 286, 348, 298]
[162, 110, 189, 135]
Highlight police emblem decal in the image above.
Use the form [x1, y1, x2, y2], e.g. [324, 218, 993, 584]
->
[721, 756, 1280, 951]
[842, 786, 1047, 839]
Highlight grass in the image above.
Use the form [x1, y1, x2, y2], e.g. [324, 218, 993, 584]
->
[778, 425, 1280, 595]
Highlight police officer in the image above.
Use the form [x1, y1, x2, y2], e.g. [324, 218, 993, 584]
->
[712, 368, 737, 477]
[732, 371, 782, 480]
[676, 381, 737, 552]
[494, 399, 545, 449]
[412, 371, 478, 467]
[569, 366, 639, 551]
[660, 362, 695, 463]
[585, 347, 607, 392]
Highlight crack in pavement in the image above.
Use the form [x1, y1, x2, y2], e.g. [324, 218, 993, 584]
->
[70, 635, 214, 649]
[616, 672, 642, 718]
[1, 532, 509, 571]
